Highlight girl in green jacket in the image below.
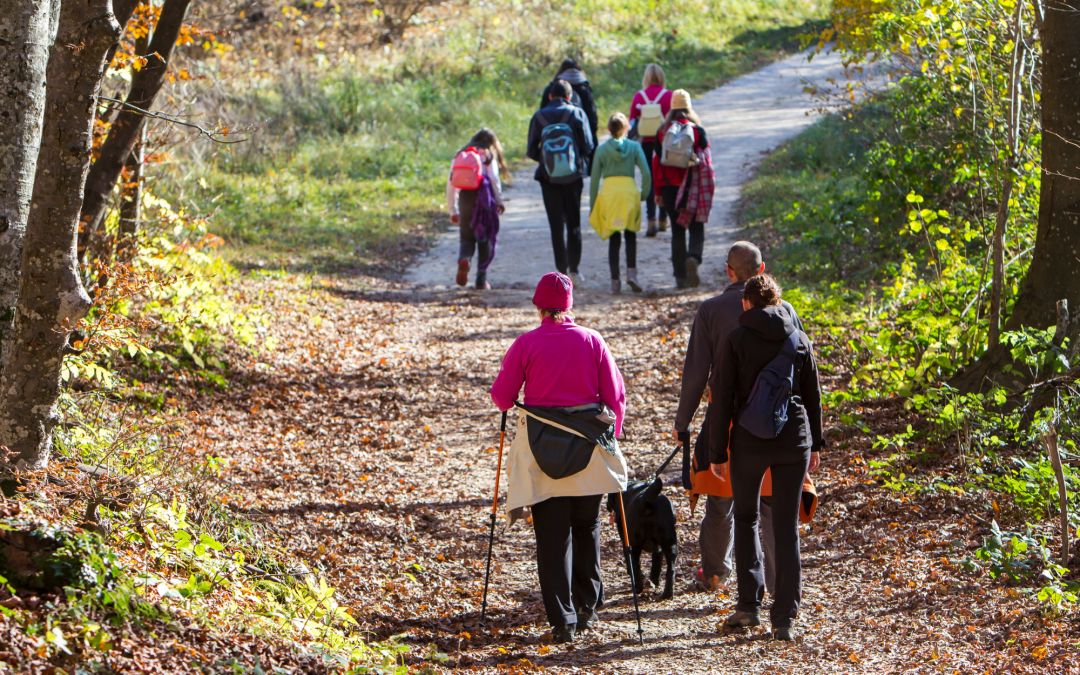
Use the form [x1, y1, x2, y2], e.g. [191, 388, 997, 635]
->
[589, 113, 652, 293]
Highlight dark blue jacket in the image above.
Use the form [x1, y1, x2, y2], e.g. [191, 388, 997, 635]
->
[526, 98, 595, 183]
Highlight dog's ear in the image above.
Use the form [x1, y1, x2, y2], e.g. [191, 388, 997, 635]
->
[643, 477, 664, 504]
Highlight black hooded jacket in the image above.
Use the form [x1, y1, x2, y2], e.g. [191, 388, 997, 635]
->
[540, 76, 599, 147]
[708, 304, 824, 464]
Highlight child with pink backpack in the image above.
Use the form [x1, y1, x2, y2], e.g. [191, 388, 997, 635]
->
[447, 129, 508, 289]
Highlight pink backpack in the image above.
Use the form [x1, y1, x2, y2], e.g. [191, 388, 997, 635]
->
[450, 147, 484, 189]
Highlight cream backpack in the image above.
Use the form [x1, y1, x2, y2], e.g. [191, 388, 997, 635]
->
[637, 89, 667, 137]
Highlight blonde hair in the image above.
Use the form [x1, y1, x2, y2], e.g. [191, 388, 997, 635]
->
[607, 113, 629, 139]
[642, 64, 666, 89]
[664, 107, 703, 127]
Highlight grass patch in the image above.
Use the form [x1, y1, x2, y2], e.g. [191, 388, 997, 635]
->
[175, 0, 829, 272]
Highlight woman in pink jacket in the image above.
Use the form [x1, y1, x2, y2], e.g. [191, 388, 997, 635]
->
[491, 272, 627, 645]
[629, 64, 673, 236]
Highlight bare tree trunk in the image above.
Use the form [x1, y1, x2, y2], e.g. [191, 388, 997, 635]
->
[987, 2, 1027, 351]
[953, 2, 1080, 393]
[0, 0, 121, 472]
[78, 0, 192, 262]
[0, 0, 59, 368]
[117, 137, 143, 260]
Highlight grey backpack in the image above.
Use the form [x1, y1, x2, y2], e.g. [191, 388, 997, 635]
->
[660, 121, 695, 168]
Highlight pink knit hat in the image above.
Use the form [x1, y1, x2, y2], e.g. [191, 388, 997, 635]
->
[532, 272, 574, 311]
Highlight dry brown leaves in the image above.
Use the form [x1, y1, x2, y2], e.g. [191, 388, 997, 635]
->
[142, 270, 1080, 674]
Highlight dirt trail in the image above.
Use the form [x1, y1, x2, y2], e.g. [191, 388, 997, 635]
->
[407, 47, 877, 295]
[187, 51, 1062, 675]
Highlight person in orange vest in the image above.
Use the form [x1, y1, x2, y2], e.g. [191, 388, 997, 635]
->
[672, 242, 811, 593]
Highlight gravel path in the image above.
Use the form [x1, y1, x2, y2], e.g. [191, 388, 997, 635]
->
[407, 47, 877, 296]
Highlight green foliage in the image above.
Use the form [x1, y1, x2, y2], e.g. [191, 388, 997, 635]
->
[747, 0, 1078, 615]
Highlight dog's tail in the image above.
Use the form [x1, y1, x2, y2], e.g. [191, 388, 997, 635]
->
[643, 477, 664, 505]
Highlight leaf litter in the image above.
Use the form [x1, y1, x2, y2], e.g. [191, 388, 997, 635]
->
[161, 271, 1080, 674]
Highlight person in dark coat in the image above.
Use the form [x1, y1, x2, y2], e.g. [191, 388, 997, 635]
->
[526, 80, 595, 282]
[708, 274, 825, 641]
[539, 58, 599, 156]
[672, 242, 803, 594]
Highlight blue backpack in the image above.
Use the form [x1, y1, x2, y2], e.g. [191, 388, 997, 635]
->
[537, 110, 579, 183]
[738, 331, 801, 439]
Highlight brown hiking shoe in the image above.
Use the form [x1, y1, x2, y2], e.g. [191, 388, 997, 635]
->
[724, 610, 761, 628]
[695, 568, 722, 593]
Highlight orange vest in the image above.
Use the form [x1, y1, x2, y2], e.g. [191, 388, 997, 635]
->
[688, 423, 818, 524]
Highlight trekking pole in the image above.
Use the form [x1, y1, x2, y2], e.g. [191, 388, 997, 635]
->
[616, 491, 646, 646]
[480, 410, 508, 627]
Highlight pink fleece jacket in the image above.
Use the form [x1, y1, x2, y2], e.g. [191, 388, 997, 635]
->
[490, 317, 627, 437]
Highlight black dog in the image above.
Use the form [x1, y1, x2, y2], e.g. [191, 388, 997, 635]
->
[607, 477, 678, 599]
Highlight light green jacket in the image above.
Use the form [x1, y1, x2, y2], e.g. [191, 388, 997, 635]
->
[589, 138, 651, 207]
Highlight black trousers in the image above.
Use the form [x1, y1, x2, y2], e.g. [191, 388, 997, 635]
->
[660, 185, 703, 279]
[730, 445, 809, 628]
[530, 494, 604, 627]
[540, 180, 583, 274]
[640, 139, 666, 222]
[608, 230, 637, 280]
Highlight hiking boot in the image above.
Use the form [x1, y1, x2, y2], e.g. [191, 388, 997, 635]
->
[475, 271, 489, 290]
[626, 268, 642, 293]
[695, 567, 722, 593]
[658, 218, 668, 232]
[576, 607, 599, 631]
[456, 258, 469, 287]
[724, 610, 761, 628]
[568, 271, 582, 287]
[773, 626, 796, 641]
[610, 279, 620, 294]
[645, 224, 659, 238]
[675, 277, 689, 290]
[552, 624, 575, 644]
[685, 258, 701, 288]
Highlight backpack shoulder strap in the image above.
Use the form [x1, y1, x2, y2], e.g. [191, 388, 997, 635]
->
[560, 109, 572, 125]
[536, 111, 549, 127]
[641, 89, 657, 105]
[781, 331, 803, 393]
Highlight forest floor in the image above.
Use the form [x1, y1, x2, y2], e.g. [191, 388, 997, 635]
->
[167, 52, 1077, 674]
[178, 273, 1075, 674]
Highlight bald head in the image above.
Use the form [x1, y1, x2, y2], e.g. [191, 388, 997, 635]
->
[726, 241, 763, 281]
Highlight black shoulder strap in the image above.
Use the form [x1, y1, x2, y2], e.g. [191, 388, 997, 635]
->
[560, 110, 572, 125]
[781, 331, 803, 395]
[536, 111, 549, 127]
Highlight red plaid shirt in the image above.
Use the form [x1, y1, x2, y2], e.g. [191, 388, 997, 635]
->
[675, 146, 715, 226]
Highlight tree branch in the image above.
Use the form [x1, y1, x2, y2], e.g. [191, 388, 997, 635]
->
[96, 96, 252, 144]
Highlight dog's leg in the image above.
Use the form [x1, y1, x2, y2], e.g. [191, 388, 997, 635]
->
[650, 549, 663, 588]
[631, 544, 646, 593]
[661, 543, 677, 600]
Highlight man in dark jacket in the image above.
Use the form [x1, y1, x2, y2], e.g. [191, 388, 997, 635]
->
[527, 79, 595, 282]
[539, 59, 599, 152]
[672, 241, 802, 593]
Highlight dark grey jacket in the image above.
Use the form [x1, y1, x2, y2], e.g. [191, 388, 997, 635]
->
[539, 74, 599, 143]
[526, 99, 595, 183]
[674, 280, 802, 431]
[707, 305, 824, 464]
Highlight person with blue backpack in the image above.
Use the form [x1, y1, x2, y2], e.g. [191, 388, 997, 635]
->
[527, 79, 595, 283]
[707, 273, 824, 641]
